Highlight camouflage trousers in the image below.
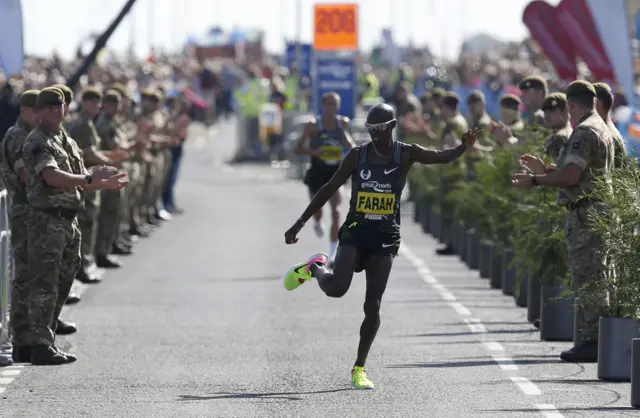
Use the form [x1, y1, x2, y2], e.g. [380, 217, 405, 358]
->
[27, 209, 81, 346]
[565, 206, 609, 343]
[96, 189, 122, 256]
[152, 149, 172, 206]
[9, 204, 30, 345]
[140, 156, 158, 218]
[126, 160, 144, 230]
[78, 192, 100, 269]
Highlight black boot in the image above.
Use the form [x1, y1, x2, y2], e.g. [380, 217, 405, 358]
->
[96, 254, 122, 269]
[560, 341, 598, 363]
[30, 344, 69, 365]
[55, 319, 77, 335]
[12, 345, 32, 363]
[65, 292, 81, 305]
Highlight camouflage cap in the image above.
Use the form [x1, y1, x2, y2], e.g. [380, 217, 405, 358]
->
[36, 87, 65, 109]
[81, 87, 102, 101]
[103, 89, 122, 104]
[565, 80, 596, 98]
[19, 90, 40, 108]
[499, 94, 521, 111]
[52, 84, 73, 104]
[518, 75, 547, 92]
[442, 91, 461, 108]
[431, 87, 446, 99]
[541, 92, 568, 111]
[466, 89, 485, 104]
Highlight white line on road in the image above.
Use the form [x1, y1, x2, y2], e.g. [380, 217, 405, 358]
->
[511, 377, 542, 395]
[536, 404, 565, 417]
[399, 244, 562, 417]
[0, 369, 21, 377]
[0, 377, 14, 385]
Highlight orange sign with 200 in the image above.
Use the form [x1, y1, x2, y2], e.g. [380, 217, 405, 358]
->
[313, 4, 359, 51]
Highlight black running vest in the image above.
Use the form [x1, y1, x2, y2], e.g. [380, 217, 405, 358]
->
[346, 141, 406, 227]
[309, 117, 345, 170]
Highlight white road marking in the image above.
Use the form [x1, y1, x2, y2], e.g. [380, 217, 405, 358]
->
[0, 378, 14, 385]
[0, 387, 5, 394]
[399, 244, 562, 416]
[511, 377, 542, 395]
[449, 302, 471, 316]
[536, 404, 565, 417]
[0, 369, 21, 377]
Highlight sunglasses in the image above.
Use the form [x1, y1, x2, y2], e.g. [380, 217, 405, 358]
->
[365, 119, 396, 132]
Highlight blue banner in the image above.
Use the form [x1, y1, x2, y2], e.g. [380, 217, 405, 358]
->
[314, 54, 357, 120]
[286, 43, 313, 82]
[0, 0, 24, 75]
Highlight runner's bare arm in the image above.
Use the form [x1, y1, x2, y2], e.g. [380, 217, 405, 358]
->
[294, 121, 316, 156]
[341, 117, 357, 149]
[408, 143, 468, 164]
[297, 149, 357, 223]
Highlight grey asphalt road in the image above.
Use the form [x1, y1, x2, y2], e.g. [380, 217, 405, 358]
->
[0, 118, 636, 418]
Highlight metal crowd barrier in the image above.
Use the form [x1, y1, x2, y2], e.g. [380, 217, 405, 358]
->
[0, 189, 12, 358]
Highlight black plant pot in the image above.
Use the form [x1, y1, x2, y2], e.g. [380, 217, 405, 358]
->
[515, 272, 529, 307]
[413, 199, 421, 223]
[459, 226, 467, 263]
[420, 201, 431, 234]
[451, 222, 460, 254]
[489, 247, 503, 289]
[429, 210, 440, 239]
[540, 285, 574, 342]
[466, 230, 479, 270]
[479, 241, 493, 279]
[501, 248, 516, 296]
[527, 275, 542, 323]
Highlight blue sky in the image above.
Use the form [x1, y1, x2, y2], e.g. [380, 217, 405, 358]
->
[21, 0, 560, 59]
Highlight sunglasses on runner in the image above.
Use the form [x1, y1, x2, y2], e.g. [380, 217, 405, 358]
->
[365, 119, 396, 132]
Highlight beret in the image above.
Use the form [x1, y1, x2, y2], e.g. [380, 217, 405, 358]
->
[467, 89, 485, 103]
[103, 89, 122, 104]
[36, 87, 65, 109]
[442, 91, 460, 108]
[565, 80, 596, 98]
[110, 82, 131, 99]
[541, 92, 568, 111]
[141, 89, 161, 102]
[431, 87, 446, 98]
[593, 82, 614, 101]
[19, 90, 40, 108]
[52, 84, 73, 104]
[518, 75, 547, 91]
[499, 94, 521, 110]
[81, 87, 102, 101]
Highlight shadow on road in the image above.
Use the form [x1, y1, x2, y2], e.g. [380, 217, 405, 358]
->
[403, 329, 537, 338]
[483, 406, 637, 414]
[178, 388, 353, 402]
[386, 358, 562, 369]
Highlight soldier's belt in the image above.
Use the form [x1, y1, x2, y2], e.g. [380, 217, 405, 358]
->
[566, 198, 599, 211]
[34, 206, 78, 220]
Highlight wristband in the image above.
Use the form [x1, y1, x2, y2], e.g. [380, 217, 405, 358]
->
[531, 175, 538, 186]
[86, 175, 93, 185]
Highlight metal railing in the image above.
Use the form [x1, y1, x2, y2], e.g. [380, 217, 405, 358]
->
[0, 189, 12, 362]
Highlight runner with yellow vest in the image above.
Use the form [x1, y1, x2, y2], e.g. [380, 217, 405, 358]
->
[294, 92, 357, 266]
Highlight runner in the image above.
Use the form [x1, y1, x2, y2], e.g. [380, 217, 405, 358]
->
[295, 92, 357, 266]
[284, 103, 478, 389]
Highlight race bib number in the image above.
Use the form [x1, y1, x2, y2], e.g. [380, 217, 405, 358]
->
[320, 145, 343, 162]
[263, 111, 277, 126]
[356, 192, 395, 215]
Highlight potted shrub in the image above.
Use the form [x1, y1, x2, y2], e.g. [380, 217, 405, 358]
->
[411, 165, 439, 234]
[587, 157, 640, 381]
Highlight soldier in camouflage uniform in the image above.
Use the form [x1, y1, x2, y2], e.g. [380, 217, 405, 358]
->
[464, 90, 494, 180]
[541, 93, 572, 164]
[593, 82, 627, 168]
[496, 94, 525, 147]
[67, 88, 123, 271]
[0, 90, 39, 363]
[95, 90, 131, 261]
[22, 88, 128, 365]
[436, 92, 468, 255]
[513, 81, 615, 363]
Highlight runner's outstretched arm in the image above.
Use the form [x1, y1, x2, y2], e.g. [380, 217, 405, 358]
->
[341, 117, 357, 149]
[409, 129, 479, 165]
[297, 149, 357, 224]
